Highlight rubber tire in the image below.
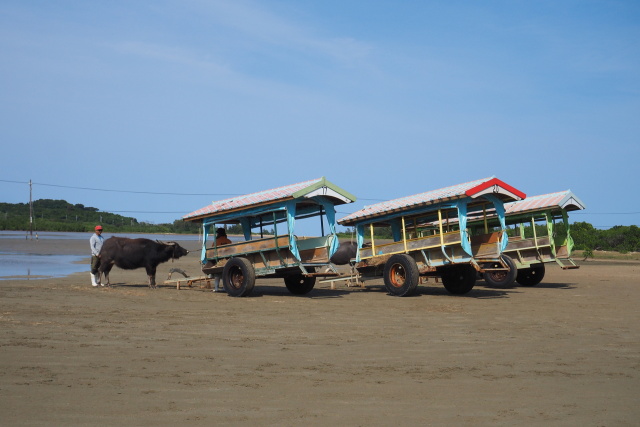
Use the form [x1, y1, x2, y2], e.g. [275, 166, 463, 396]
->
[383, 254, 419, 297]
[222, 257, 256, 297]
[483, 254, 517, 288]
[441, 265, 476, 295]
[284, 267, 316, 295]
[516, 263, 546, 286]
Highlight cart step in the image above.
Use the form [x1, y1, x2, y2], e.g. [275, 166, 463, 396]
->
[556, 257, 580, 270]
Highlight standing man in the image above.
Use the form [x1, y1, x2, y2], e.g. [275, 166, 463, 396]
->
[90, 225, 104, 287]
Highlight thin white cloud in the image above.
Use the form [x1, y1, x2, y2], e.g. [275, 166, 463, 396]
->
[188, 0, 374, 67]
[109, 40, 232, 75]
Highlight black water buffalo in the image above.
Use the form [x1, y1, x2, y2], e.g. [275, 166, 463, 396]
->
[330, 241, 358, 265]
[98, 237, 189, 288]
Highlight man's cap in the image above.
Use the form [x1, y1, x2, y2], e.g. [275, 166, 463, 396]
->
[95, 225, 103, 231]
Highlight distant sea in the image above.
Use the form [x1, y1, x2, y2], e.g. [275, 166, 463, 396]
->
[0, 231, 206, 281]
[0, 230, 203, 241]
[0, 252, 88, 280]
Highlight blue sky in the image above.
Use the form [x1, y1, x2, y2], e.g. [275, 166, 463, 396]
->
[1, 0, 638, 230]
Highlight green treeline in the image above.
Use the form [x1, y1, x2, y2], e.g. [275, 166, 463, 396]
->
[503, 221, 640, 253]
[0, 199, 199, 234]
[1, 200, 638, 253]
[337, 221, 640, 254]
[570, 222, 640, 253]
[505, 221, 640, 253]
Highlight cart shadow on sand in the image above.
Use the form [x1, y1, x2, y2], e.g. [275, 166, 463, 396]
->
[96, 281, 356, 298]
[412, 285, 511, 299]
[233, 283, 517, 299]
[221, 283, 517, 299]
[478, 281, 577, 291]
[92, 277, 577, 298]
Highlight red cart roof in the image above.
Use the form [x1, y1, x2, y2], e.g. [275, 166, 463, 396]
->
[338, 177, 525, 225]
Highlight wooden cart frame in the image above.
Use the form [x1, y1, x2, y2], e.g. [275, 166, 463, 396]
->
[183, 177, 356, 297]
[337, 177, 526, 296]
[467, 190, 586, 287]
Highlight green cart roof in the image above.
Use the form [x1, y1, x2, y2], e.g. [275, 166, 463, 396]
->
[183, 177, 356, 222]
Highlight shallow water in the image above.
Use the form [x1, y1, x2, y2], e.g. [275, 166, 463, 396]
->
[0, 231, 227, 280]
[0, 252, 87, 280]
[0, 230, 203, 241]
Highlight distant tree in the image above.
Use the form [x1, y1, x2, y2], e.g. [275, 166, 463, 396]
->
[571, 221, 599, 250]
[582, 248, 594, 261]
[227, 224, 244, 235]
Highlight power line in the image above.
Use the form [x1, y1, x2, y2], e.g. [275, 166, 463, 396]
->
[1, 178, 238, 197]
[572, 212, 640, 215]
[3, 178, 640, 217]
[36, 182, 238, 197]
[1, 178, 387, 201]
[110, 211, 187, 214]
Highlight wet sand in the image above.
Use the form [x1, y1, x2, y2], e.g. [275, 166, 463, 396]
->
[1, 237, 639, 426]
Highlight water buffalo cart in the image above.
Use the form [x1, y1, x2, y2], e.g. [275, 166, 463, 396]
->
[336, 177, 526, 296]
[468, 190, 586, 286]
[183, 177, 356, 297]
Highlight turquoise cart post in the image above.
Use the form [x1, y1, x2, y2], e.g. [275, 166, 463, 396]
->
[183, 177, 356, 297]
[468, 190, 586, 287]
[337, 177, 526, 297]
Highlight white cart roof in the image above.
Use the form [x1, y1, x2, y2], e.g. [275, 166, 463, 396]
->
[505, 190, 586, 214]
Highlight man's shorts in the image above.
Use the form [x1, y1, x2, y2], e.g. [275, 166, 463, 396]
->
[91, 256, 101, 274]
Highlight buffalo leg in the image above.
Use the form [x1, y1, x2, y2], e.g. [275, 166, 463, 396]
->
[146, 266, 157, 288]
[100, 263, 114, 286]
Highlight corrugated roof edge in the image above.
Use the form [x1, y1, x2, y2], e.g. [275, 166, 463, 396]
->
[338, 176, 525, 226]
[183, 176, 356, 222]
[505, 190, 586, 214]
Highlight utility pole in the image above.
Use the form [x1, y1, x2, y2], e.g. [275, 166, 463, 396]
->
[29, 179, 34, 240]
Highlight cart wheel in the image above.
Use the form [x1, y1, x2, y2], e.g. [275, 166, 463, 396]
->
[284, 267, 316, 295]
[383, 254, 419, 297]
[222, 257, 255, 297]
[441, 265, 476, 295]
[482, 255, 517, 288]
[516, 263, 545, 286]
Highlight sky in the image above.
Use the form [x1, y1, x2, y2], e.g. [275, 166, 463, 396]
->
[1, 0, 639, 231]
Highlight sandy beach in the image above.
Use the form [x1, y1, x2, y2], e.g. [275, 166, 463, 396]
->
[1, 236, 639, 426]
